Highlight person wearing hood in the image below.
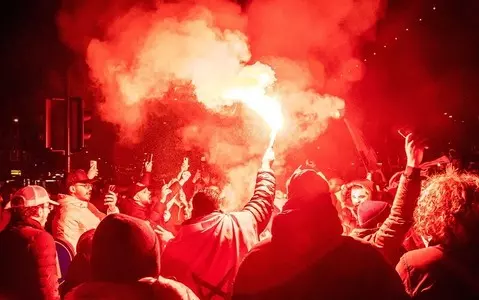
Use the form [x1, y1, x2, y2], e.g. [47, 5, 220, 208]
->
[349, 133, 424, 265]
[159, 146, 275, 299]
[52, 169, 119, 251]
[338, 178, 375, 234]
[65, 213, 198, 300]
[232, 167, 408, 300]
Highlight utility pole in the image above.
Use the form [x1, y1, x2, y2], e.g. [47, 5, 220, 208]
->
[65, 65, 71, 173]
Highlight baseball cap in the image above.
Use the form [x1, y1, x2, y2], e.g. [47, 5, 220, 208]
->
[127, 183, 148, 198]
[5, 185, 59, 209]
[66, 169, 97, 187]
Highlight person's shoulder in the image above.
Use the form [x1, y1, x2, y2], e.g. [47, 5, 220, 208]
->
[13, 225, 55, 251]
[344, 234, 378, 249]
[400, 246, 444, 270]
[30, 228, 55, 248]
[150, 276, 199, 300]
[238, 237, 273, 269]
[339, 235, 390, 262]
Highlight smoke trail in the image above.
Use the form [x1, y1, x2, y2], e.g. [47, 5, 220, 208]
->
[57, 0, 384, 207]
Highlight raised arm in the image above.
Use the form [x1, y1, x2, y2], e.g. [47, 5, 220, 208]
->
[372, 133, 424, 249]
[140, 159, 153, 186]
[241, 147, 276, 234]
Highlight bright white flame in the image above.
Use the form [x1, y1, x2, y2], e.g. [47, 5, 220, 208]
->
[222, 62, 284, 134]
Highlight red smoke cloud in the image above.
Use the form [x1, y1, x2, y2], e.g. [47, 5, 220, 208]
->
[57, 0, 384, 208]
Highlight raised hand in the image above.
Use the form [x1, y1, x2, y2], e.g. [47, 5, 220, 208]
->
[144, 159, 153, 173]
[154, 225, 175, 244]
[87, 160, 98, 179]
[262, 147, 275, 170]
[160, 184, 172, 201]
[104, 191, 118, 209]
[405, 133, 425, 168]
[181, 157, 189, 172]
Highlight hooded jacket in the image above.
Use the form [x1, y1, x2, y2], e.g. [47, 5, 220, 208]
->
[160, 169, 275, 299]
[233, 169, 408, 300]
[339, 179, 375, 234]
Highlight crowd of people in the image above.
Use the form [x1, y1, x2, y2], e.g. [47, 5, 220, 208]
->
[0, 133, 478, 299]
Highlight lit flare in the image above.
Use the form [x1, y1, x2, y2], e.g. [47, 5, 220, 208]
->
[222, 62, 284, 148]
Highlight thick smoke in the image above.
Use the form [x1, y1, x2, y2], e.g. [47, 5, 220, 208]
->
[57, 0, 384, 208]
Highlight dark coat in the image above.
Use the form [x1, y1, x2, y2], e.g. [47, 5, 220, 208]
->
[65, 277, 198, 300]
[396, 245, 479, 299]
[233, 193, 408, 300]
[0, 217, 60, 300]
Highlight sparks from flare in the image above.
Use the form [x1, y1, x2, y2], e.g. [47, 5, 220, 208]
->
[222, 62, 284, 148]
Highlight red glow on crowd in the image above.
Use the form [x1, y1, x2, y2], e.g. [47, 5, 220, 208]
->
[57, 0, 385, 208]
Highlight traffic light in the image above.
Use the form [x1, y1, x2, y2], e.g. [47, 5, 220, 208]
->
[45, 97, 92, 153]
[69, 97, 93, 153]
[45, 98, 67, 152]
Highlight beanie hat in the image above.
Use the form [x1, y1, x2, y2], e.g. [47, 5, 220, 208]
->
[126, 183, 148, 198]
[286, 168, 330, 201]
[91, 214, 160, 282]
[357, 200, 391, 229]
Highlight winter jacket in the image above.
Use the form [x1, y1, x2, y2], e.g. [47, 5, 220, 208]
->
[233, 192, 408, 300]
[52, 194, 118, 251]
[396, 245, 479, 299]
[65, 277, 198, 300]
[161, 169, 275, 299]
[0, 217, 60, 300]
[0, 209, 10, 233]
[339, 179, 375, 234]
[350, 166, 422, 264]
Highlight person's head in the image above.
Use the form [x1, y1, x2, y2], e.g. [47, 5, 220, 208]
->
[77, 229, 95, 258]
[328, 178, 344, 193]
[286, 168, 330, 202]
[357, 200, 391, 229]
[6, 185, 59, 227]
[277, 168, 343, 240]
[128, 183, 152, 206]
[414, 170, 479, 247]
[350, 185, 371, 206]
[194, 178, 206, 193]
[66, 169, 95, 202]
[91, 214, 160, 282]
[191, 187, 222, 219]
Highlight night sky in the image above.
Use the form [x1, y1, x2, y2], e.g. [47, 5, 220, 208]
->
[1, 0, 478, 179]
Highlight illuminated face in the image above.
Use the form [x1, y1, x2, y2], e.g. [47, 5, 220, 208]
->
[135, 188, 152, 206]
[38, 203, 54, 227]
[351, 186, 370, 206]
[72, 183, 92, 201]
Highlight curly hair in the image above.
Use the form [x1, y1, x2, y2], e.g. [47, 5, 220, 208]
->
[414, 168, 479, 246]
